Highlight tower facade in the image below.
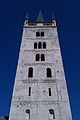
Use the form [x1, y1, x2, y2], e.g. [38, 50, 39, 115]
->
[9, 13, 72, 120]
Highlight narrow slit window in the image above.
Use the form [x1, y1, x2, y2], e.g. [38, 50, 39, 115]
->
[49, 109, 55, 119]
[38, 42, 42, 49]
[36, 32, 40, 37]
[41, 54, 45, 61]
[29, 87, 31, 96]
[28, 67, 33, 78]
[26, 109, 30, 119]
[47, 68, 52, 77]
[43, 42, 46, 49]
[36, 54, 40, 61]
[49, 88, 51, 96]
[41, 32, 44, 37]
[34, 42, 37, 49]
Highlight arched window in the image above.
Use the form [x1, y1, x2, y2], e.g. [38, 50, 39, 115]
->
[47, 68, 52, 77]
[26, 109, 30, 119]
[36, 54, 40, 61]
[36, 32, 40, 37]
[28, 67, 33, 78]
[49, 109, 55, 119]
[49, 88, 51, 96]
[41, 32, 44, 37]
[41, 54, 45, 61]
[34, 42, 37, 49]
[38, 42, 42, 49]
[43, 42, 46, 49]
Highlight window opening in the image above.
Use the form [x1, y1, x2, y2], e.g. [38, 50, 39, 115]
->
[26, 109, 30, 119]
[49, 109, 55, 119]
[28, 67, 33, 78]
[36, 54, 40, 61]
[41, 32, 44, 37]
[43, 42, 46, 49]
[34, 42, 37, 49]
[36, 32, 40, 37]
[47, 68, 52, 77]
[29, 87, 31, 96]
[41, 54, 45, 61]
[38, 42, 42, 49]
[49, 88, 51, 96]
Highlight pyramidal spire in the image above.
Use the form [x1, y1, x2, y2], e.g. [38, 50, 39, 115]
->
[24, 13, 28, 25]
[52, 13, 55, 21]
[36, 11, 44, 22]
[25, 13, 28, 20]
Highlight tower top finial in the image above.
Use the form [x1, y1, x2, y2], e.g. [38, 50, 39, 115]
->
[25, 13, 28, 20]
[36, 11, 44, 23]
[24, 13, 28, 25]
[52, 13, 55, 20]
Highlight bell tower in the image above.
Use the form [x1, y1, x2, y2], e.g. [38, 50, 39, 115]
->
[9, 12, 72, 120]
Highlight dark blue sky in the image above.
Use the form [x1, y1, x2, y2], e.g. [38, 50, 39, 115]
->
[0, 0, 80, 119]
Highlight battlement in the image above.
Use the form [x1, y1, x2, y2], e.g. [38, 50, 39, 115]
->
[24, 11, 56, 27]
[24, 21, 56, 28]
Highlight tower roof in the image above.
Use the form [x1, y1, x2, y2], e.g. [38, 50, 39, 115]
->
[36, 11, 44, 22]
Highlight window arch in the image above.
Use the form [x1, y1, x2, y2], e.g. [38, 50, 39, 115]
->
[43, 42, 46, 49]
[47, 68, 52, 77]
[34, 42, 37, 49]
[49, 109, 55, 119]
[28, 67, 33, 78]
[26, 109, 30, 119]
[41, 54, 45, 61]
[36, 54, 40, 61]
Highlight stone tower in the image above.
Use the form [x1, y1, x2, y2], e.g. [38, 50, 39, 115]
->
[9, 12, 72, 120]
